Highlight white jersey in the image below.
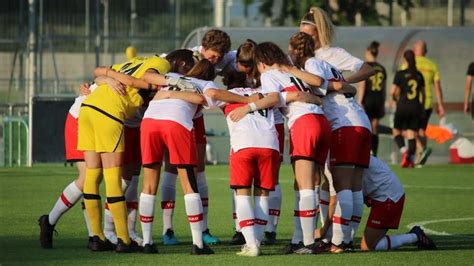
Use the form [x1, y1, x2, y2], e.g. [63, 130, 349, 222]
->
[305, 58, 371, 131]
[261, 69, 324, 129]
[143, 73, 217, 131]
[69, 84, 98, 119]
[190, 46, 238, 75]
[314, 46, 364, 73]
[363, 156, 405, 203]
[208, 87, 278, 152]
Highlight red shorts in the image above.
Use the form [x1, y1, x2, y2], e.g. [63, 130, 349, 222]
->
[230, 148, 280, 191]
[330, 126, 371, 167]
[124, 126, 141, 165]
[289, 114, 330, 165]
[366, 195, 405, 229]
[141, 119, 197, 166]
[193, 115, 206, 145]
[64, 113, 84, 161]
[276, 123, 285, 158]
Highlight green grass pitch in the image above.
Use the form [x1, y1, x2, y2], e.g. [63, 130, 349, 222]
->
[1, 164, 473, 265]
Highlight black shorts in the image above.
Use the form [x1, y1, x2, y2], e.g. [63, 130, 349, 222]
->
[363, 99, 385, 120]
[394, 112, 420, 131]
[419, 108, 432, 131]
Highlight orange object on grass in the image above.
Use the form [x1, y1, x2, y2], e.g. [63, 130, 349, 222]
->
[425, 124, 453, 144]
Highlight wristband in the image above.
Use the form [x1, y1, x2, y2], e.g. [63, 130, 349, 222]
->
[248, 102, 257, 112]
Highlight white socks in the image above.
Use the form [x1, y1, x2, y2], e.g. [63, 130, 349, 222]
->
[298, 189, 316, 246]
[184, 193, 204, 248]
[267, 184, 282, 233]
[351, 190, 363, 239]
[254, 196, 269, 242]
[160, 171, 177, 234]
[139, 193, 156, 245]
[332, 189, 353, 245]
[197, 172, 209, 231]
[125, 175, 139, 236]
[375, 234, 418, 250]
[48, 182, 83, 225]
[235, 195, 258, 248]
[291, 190, 303, 244]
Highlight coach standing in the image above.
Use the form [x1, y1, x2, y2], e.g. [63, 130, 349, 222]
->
[402, 40, 445, 165]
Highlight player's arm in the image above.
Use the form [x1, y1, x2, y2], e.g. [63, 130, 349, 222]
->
[285, 91, 322, 105]
[464, 73, 473, 114]
[434, 80, 445, 117]
[94, 66, 151, 89]
[280, 65, 324, 87]
[390, 84, 400, 111]
[153, 90, 205, 105]
[94, 76, 127, 95]
[204, 88, 260, 104]
[229, 92, 280, 122]
[345, 63, 376, 83]
[357, 80, 366, 105]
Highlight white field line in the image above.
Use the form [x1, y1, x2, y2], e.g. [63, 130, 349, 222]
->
[406, 218, 474, 239]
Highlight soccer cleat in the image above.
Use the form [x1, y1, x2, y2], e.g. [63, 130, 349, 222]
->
[38, 215, 55, 249]
[293, 243, 317, 255]
[236, 244, 261, 257]
[202, 229, 220, 245]
[409, 226, 437, 250]
[229, 231, 246, 245]
[116, 238, 140, 253]
[87, 236, 93, 250]
[344, 241, 355, 252]
[330, 243, 346, 254]
[191, 244, 215, 255]
[141, 243, 159, 254]
[90, 236, 116, 252]
[316, 240, 331, 253]
[130, 231, 143, 246]
[418, 148, 432, 166]
[262, 231, 277, 245]
[162, 229, 180, 245]
[401, 151, 410, 168]
[105, 230, 118, 245]
[282, 242, 304, 254]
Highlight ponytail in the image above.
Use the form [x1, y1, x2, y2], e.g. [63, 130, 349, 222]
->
[404, 49, 417, 76]
[367, 41, 380, 57]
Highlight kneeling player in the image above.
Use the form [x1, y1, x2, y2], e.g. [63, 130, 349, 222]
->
[361, 156, 436, 251]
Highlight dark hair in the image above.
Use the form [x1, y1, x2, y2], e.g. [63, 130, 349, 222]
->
[289, 32, 315, 68]
[236, 39, 258, 79]
[165, 49, 197, 75]
[367, 41, 380, 57]
[201, 29, 231, 56]
[223, 70, 248, 90]
[404, 49, 417, 76]
[255, 42, 290, 67]
[186, 59, 216, 81]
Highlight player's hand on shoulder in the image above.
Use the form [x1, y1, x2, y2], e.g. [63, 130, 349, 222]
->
[79, 83, 91, 96]
[106, 77, 126, 96]
[229, 105, 251, 122]
[247, 93, 263, 103]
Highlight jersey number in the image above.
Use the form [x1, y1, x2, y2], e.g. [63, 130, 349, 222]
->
[369, 72, 385, 91]
[289, 77, 310, 92]
[407, 79, 418, 100]
[119, 62, 143, 76]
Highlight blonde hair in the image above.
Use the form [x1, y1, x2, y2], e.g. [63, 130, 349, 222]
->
[301, 7, 335, 48]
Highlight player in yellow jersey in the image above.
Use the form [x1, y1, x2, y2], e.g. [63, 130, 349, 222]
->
[78, 55, 171, 252]
[401, 40, 445, 165]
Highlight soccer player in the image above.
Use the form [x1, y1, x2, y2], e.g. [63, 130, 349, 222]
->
[79, 55, 170, 252]
[231, 42, 330, 254]
[358, 41, 387, 157]
[160, 29, 233, 245]
[287, 32, 371, 253]
[402, 40, 445, 165]
[464, 62, 474, 117]
[391, 50, 425, 168]
[207, 73, 280, 256]
[361, 156, 436, 251]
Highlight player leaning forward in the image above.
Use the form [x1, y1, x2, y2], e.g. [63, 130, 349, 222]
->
[77, 55, 170, 252]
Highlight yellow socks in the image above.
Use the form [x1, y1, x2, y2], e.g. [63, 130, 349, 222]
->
[83, 168, 105, 240]
[104, 167, 130, 245]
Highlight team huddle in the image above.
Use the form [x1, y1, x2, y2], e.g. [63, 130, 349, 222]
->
[38, 7, 437, 256]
